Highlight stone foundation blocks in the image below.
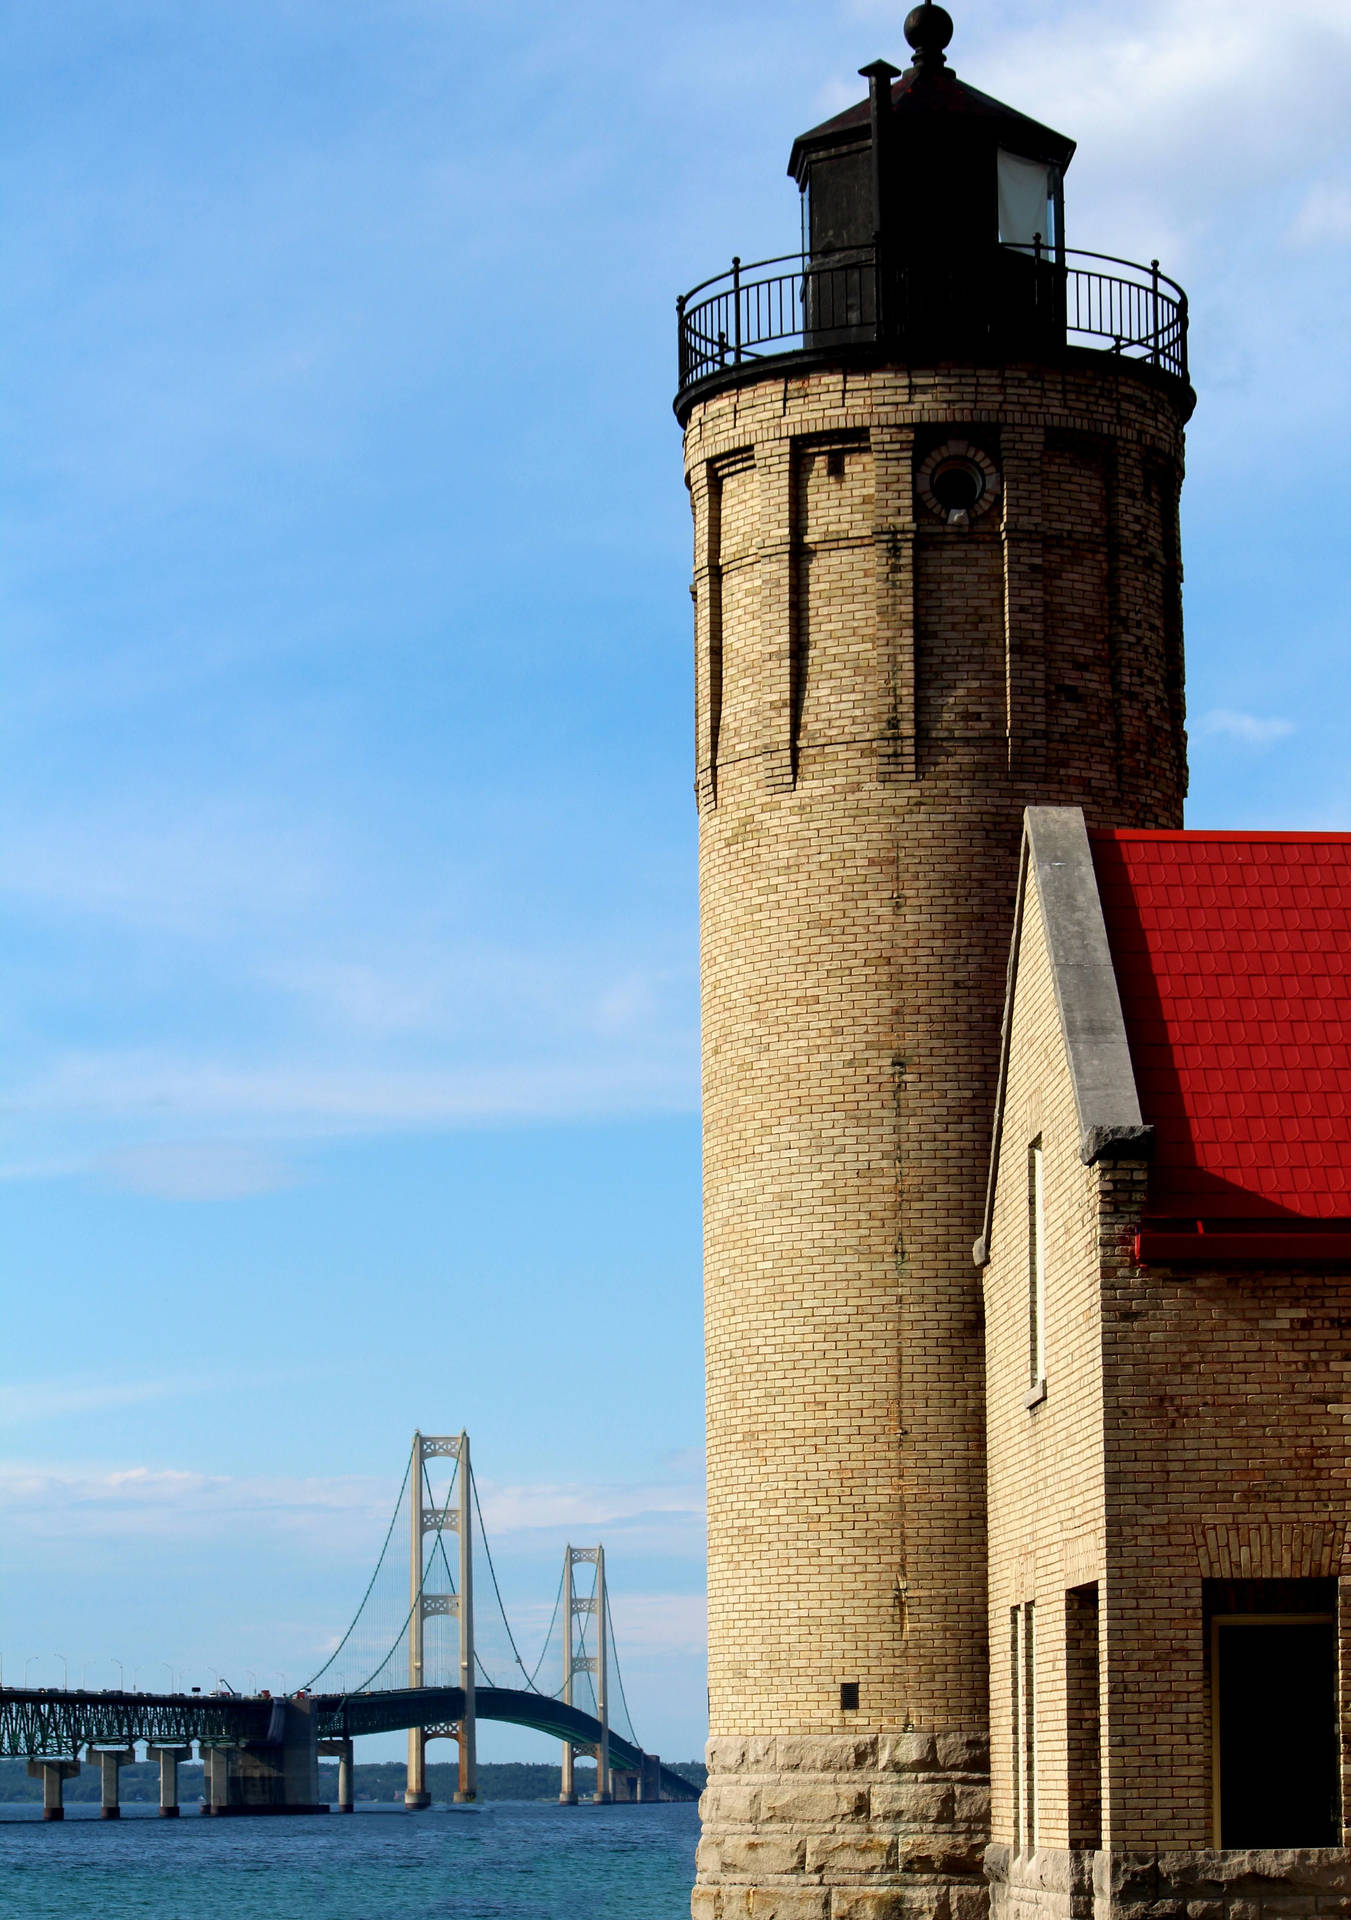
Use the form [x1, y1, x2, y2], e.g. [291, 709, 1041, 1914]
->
[830, 1888, 953, 1920]
[778, 1739, 879, 1775]
[703, 1834, 816, 1880]
[898, 1837, 988, 1878]
[806, 1834, 899, 1878]
[706, 1784, 764, 1825]
[986, 1846, 1351, 1920]
[878, 1735, 939, 1775]
[694, 1728, 993, 1920]
[763, 1787, 872, 1827]
[870, 1783, 956, 1824]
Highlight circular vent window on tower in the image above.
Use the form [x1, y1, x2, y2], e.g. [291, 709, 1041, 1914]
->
[917, 440, 1002, 528]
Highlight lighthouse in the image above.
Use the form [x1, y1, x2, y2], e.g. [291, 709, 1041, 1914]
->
[677, 8, 1192, 1914]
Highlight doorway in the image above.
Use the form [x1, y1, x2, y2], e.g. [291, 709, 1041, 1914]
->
[1211, 1590, 1339, 1847]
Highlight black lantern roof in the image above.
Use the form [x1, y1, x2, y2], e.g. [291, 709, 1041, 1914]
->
[788, 6, 1074, 182]
[788, 65, 1075, 183]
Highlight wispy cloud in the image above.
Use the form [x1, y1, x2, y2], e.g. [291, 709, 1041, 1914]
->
[475, 1473, 704, 1541]
[607, 1592, 706, 1656]
[0, 1456, 705, 1577]
[267, 946, 693, 1049]
[0, 1378, 199, 1427]
[1199, 709, 1297, 747]
[0, 803, 333, 938]
[10, 1048, 698, 1132]
[0, 1367, 308, 1429]
[0, 796, 697, 1183]
[1289, 177, 1351, 248]
[95, 1140, 299, 1199]
[0, 1459, 394, 1551]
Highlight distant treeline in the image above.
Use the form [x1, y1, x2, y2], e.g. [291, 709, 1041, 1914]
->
[0, 1757, 708, 1804]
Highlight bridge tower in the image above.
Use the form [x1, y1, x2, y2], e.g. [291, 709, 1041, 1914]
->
[404, 1429, 476, 1808]
[676, 6, 1192, 1914]
[558, 1544, 611, 1805]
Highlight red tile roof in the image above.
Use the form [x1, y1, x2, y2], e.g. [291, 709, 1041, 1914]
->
[1090, 830, 1351, 1221]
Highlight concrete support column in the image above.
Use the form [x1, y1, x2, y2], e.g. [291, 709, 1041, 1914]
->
[337, 1740, 355, 1813]
[405, 1728, 429, 1810]
[638, 1752, 660, 1803]
[226, 1698, 322, 1812]
[148, 1744, 190, 1817]
[201, 1745, 231, 1814]
[28, 1759, 79, 1821]
[94, 1745, 137, 1819]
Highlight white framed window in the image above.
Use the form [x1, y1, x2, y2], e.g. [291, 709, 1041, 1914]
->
[997, 150, 1058, 251]
[1011, 1600, 1037, 1852]
[1027, 1140, 1046, 1402]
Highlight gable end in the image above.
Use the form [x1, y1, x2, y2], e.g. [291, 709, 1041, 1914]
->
[975, 807, 1151, 1267]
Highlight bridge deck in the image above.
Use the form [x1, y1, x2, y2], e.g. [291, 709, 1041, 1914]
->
[0, 1687, 699, 1803]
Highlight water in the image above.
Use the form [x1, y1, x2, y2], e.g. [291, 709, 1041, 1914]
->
[0, 1799, 700, 1919]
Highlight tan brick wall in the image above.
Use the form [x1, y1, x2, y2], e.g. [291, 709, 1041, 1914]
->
[1097, 1199, 1351, 1851]
[983, 868, 1108, 1856]
[686, 358, 1189, 1914]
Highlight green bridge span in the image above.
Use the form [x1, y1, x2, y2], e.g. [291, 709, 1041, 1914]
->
[0, 1685, 699, 1814]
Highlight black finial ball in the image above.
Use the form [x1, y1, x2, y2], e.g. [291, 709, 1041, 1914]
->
[904, 4, 954, 55]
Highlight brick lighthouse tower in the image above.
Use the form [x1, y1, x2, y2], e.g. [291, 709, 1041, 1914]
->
[676, 8, 1192, 1916]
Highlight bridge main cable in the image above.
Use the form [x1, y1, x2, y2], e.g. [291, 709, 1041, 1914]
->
[303, 1453, 412, 1692]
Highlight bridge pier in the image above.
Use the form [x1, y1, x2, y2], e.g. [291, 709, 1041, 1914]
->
[147, 1743, 191, 1816]
[27, 1758, 80, 1820]
[637, 1752, 661, 1803]
[91, 1745, 137, 1818]
[404, 1729, 431, 1810]
[209, 1699, 326, 1814]
[319, 1737, 355, 1812]
[559, 1740, 577, 1805]
[201, 1744, 231, 1813]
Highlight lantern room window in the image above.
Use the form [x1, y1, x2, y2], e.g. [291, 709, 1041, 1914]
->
[998, 149, 1059, 250]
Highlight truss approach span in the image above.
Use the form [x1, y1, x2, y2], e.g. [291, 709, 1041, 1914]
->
[0, 1688, 277, 1758]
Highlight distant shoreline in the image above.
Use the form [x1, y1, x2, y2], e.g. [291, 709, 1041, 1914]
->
[0, 1756, 707, 1806]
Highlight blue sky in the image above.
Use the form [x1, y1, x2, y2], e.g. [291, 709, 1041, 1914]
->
[1, 0, 1348, 1766]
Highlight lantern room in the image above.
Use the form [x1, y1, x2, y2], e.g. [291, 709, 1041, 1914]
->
[674, 5, 1188, 415]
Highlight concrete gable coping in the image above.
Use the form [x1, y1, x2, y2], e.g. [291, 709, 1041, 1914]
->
[974, 806, 1152, 1269]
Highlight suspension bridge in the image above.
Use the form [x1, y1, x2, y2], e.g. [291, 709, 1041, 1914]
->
[0, 1430, 699, 1818]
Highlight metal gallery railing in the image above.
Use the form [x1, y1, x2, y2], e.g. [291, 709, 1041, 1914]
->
[676, 243, 1188, 395]
[677, 248, 876, 391]
[1042, 244, 1188, 379]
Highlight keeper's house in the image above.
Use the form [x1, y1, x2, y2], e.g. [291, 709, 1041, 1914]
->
[979, 808, 1351, 1919]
